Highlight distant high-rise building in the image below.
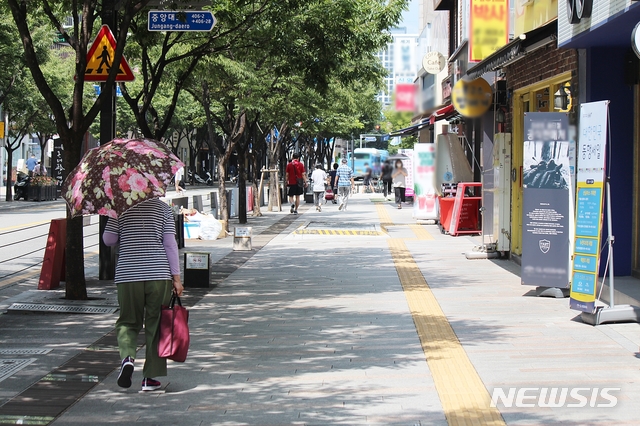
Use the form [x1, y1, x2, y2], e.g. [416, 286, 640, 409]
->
[375, 28, 419, 107]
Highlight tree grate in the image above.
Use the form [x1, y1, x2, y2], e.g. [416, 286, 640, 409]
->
[7, 303, 117, 314]
[0, 359, 37, 383]
[0, 349, 52, 355]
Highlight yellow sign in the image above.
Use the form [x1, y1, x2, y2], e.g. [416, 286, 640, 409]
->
[83, 25, 134, 82]
[515, 0, 558, 35]
[469, 0, 509, 62]
[452, 78, 492, 118]
[0, 122, 4, 139]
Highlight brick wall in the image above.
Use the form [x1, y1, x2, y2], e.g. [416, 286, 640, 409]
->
[504, 43, 579, 132]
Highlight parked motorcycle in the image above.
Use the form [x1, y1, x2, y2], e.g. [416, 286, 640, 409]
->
[13, 172, 30, 201]
[188, 169, 213, 186]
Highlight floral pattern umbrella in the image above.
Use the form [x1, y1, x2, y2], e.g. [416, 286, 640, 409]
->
[62, 138, 184, 218]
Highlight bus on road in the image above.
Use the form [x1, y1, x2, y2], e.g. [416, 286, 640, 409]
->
[349, 148, 388, 179]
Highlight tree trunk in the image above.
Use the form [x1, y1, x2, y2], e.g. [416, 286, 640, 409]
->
[63, 137, 87, 300]
[251, 150, 262, 217]
[217, 160, 229, 230]
[237, 147, 247, 224]
[5, 147, 13, 201]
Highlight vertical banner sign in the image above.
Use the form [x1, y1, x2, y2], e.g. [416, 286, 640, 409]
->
[413, 143, 438, 220]
[521, 113, 572, 288]
[398, 149, 415, 198]
[570, 101, 608, 312]
[469, 0, 509, 62]
[52, 138, 66, 197]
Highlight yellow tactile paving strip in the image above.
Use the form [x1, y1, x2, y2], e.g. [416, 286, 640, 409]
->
[387, 238, 505, 426]
[376, 204, 392, 225]
[375, 203, 504, 425]
[292, 229, 382, 236]
[409, 224, 434, 240]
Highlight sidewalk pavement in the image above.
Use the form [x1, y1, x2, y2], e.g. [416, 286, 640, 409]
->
[2, 193, 640, 425]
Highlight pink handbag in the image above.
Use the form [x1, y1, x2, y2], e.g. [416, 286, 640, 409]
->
[158, 294, 190, 362]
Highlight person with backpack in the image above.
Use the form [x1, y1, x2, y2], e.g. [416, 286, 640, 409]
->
[285, 153, 307, 214]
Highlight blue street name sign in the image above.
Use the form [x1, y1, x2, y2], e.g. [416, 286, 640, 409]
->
[94, 84, 122, 97]
[148, 11, 216, 32]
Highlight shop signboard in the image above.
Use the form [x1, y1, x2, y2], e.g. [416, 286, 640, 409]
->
[515, 0, 558, 35]
[569, 101, 608, 312]
[413, 143, 438, 220]
[451, 77, 492, 118]
[521, 113, 572, 288]
[469, 0, 509, 62]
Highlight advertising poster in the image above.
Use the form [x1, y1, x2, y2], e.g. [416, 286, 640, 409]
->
[570, 101, 608, 312]
[521, 113, 572, 288]
[413, 143, 438, 220]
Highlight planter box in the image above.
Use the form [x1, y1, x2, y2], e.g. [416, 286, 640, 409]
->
[29, 184, 57, 201]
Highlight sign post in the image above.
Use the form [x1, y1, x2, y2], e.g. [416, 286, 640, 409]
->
[520, 113, 572, 295]
[572, 101, 640, 325]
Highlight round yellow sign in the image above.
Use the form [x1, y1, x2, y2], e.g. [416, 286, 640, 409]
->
[451, 78, 492, 118]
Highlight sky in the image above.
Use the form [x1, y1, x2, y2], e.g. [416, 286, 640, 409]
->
[399, 0, 421, 35]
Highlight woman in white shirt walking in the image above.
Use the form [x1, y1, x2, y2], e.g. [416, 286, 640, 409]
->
[392, 159, 408, 209]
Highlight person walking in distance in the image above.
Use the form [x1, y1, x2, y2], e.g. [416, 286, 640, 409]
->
[336, 158, 354, 211]
[311, 163, 328, 212]
[26, 154, 37, 176]
[103, 198, 184, 392]
[363, 163, 374, 193]
[392, 159, 408, 209]
[328, 163, 339, 204]
[381, 159, 393, 200]
[174, 166, 185, 194]
[285, 153, 307, 214]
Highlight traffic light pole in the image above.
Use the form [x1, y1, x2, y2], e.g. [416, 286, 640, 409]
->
[99, 0, 117, 280]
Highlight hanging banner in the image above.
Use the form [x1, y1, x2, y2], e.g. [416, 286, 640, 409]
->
[521, 113, 572, 288]
[469, 0, 509, 62]
[413, 143, 438, 220]
[570, 101, 609, 312]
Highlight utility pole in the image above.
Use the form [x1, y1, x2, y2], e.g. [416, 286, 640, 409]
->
[99, 0, 117, 280]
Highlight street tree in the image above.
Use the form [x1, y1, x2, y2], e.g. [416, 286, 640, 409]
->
[7, 0, 151, 299]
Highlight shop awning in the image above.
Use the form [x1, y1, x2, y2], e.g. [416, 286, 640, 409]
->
[429, 104, 456, 124]
[466, 20, 558, 80]
[389, 120, 432, 137]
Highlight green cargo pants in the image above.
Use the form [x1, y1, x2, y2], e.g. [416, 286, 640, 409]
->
[116, 280, 172, 379]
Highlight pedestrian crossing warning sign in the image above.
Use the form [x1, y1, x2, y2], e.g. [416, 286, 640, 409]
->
[83, 25, 134, 82]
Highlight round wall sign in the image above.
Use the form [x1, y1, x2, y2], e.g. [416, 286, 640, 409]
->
[422, 52, 446, 74]
[451, 77, 492, 118]
[633, 22, 640, 59]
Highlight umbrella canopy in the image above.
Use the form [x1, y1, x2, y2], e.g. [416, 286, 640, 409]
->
[62, 138, 184, 218]
[387, 153, 410, 161]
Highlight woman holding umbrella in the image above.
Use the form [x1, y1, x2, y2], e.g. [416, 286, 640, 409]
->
[104, 199, 183, 391]
[63, 138, 185, 392]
